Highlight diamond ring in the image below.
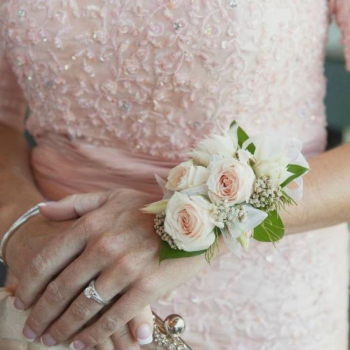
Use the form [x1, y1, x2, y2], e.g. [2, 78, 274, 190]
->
[83, 280, 111, 306]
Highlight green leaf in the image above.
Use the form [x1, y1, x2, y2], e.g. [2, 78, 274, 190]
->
[253, 210, 284, 243]
[237, 126, 256, 154]
[237, 126, 249, 147]
[280, 164, 309, 188]
[159, 241, 207, 262]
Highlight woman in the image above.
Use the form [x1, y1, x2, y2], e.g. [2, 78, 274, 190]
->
[0, 1, 349, 349]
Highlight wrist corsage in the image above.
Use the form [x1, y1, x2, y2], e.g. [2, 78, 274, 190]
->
[142, 121, 309, 263]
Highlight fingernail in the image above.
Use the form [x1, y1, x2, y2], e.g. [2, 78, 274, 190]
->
[38, 201, 55, 207]
[69, 340, 86, 350]
[41, 333, 57, 347]
[22, 325, 37, 342]
[136, 323, 153, 345]
[14, 297, 25, 310]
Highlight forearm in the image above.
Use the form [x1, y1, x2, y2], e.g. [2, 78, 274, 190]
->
[282, 142, 350, 234]
[0, 124, 44, 237]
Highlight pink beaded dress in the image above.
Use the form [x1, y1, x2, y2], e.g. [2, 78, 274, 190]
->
[0, 1, 350, 349]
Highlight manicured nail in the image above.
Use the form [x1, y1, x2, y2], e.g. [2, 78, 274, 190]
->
[14, 297, 25, 310]
[41, 333, 57, 347]
[69, 340, 86, 350]
[136, 323, 153, 345]
[38, 202, 55, 207]
[22, 325, 37, 342]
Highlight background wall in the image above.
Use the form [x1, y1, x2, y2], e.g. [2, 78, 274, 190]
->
[326, 21, 350, 146]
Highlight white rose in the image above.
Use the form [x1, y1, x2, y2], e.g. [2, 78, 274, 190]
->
[164, 192, 216, 252]
[254, 159, 289, 184]
[252, 134, 307, 184]
[207, 158, 255, 205]
[189, 133, 238, 166]
[165, 160, 210, 191]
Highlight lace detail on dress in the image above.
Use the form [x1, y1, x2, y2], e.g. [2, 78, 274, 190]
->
[153, 225, 350, 350]
[0, 41, 26, 131]
[0, 2, 349, 350]
[0, 0, 333, 159]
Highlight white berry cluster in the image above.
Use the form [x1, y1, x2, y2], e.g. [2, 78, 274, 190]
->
[211, 200, 247, 225]
[154, 212, 178, 249]
[249, 176, 283, 211]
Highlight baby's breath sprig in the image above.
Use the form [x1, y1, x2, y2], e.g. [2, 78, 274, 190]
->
[249, 176, 285, 212]
[154, 212, 178, 250]
[211, 200, 247, 225]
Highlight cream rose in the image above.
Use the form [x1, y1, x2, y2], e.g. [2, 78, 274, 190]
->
[207, 158, 255, 205]
[165, 160, 210, 191]
[164, 192, 216, 252]
[253, 134, 304, 184]
[254, 159, 289, 184]
[189, 133, 238, 166]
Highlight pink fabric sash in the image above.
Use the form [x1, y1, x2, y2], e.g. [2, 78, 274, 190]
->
[31, 134, 181, 200]
[30, 133, 323, 201]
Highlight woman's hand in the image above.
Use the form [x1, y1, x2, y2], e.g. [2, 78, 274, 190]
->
[5, 214, 73, 284]
[5, 202, 154, 350]
[91, 305, 154, 350]
[14, 188, 213, 350]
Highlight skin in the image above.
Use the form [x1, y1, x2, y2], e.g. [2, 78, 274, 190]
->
[1, 122, 350, 349]
[0, 124, 154, 350]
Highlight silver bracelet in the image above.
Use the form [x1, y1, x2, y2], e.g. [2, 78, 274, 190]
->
[0, 203, 44, 266]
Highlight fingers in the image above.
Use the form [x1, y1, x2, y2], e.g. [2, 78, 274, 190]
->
[39, 285, 106, 347]
[109, 307, 154, 350]
[40, 268, 130, 346]
[14, 223, 89, 311]
[14, 217, 92, 308]
[40, 192, 110, 221]
[23, 252, 103, 345]
[111, 324, 140, 350]
[95, 337, 114, 350]
[69, 285, 154, 350]
[129, 306, 154, 346]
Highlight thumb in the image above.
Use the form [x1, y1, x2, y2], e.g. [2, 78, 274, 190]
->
[39, 191, 110, 221]
[129, 306, 154, 345]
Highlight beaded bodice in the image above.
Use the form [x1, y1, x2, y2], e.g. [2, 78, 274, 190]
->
[1, 2, 350, 350]
[0, 0, 349, 160]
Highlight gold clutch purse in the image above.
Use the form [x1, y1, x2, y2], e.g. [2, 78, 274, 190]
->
[142, 313, 193, 350]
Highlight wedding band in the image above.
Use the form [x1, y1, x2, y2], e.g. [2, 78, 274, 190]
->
[83, 280, 111, 306]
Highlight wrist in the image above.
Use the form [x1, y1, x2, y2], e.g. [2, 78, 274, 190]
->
[5, 215, 43, 277]
[0, 172, 45, 234]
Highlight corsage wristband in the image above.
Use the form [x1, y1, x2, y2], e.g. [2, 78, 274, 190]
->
[142, 121, 309, 263]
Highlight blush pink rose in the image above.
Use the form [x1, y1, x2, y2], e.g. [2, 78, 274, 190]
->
[165, 160, 210, 191]
[207, 158, 255, 205]
[164, 192, 216, 252]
